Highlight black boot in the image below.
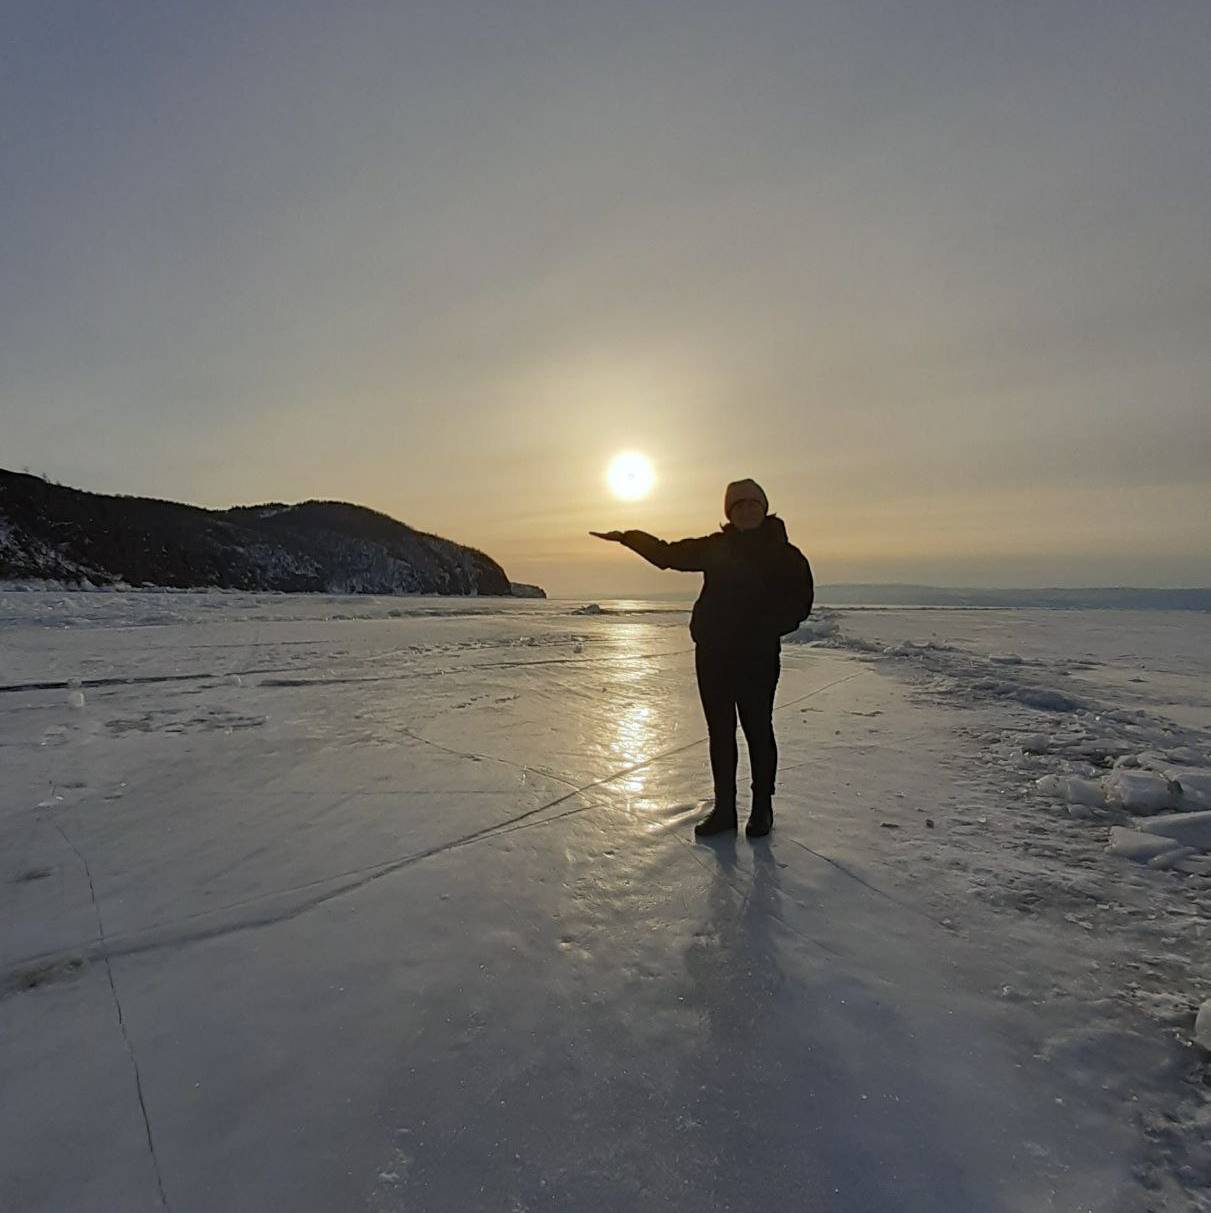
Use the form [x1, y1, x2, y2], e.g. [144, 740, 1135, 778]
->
[694, 800, 737, 837]
[745, 794, 773, 839]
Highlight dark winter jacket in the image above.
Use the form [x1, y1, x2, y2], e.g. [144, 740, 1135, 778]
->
[621, 516, 813, 652]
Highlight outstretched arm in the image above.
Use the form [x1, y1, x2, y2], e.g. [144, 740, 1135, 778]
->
[591, 530, 714, 572]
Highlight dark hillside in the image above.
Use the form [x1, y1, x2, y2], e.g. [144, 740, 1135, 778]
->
[0, 470, 512, 595]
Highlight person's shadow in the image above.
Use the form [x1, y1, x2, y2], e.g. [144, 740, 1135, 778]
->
[678, 835, 786, 1194]
[679, 836, 1002, 1212]
[689, 835, 784, 1021]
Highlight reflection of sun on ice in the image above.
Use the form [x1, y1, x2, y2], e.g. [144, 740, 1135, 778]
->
[610, 701, 654, 793]
[606, 451, 655, 501]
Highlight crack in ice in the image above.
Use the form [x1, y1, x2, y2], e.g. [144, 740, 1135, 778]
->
[51, 820, 172, 1213]
[4, 668, 871, 979]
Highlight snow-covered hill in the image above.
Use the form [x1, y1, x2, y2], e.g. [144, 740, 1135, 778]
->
[0, 469, 516, 595]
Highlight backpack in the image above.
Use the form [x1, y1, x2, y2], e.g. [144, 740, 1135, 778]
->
[774, 547, 814, 635]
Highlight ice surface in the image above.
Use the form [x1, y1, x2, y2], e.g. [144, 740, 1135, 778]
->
[2, 594, 1210, 1211]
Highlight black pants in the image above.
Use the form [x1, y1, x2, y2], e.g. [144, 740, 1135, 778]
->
[695, 645, 780, 809]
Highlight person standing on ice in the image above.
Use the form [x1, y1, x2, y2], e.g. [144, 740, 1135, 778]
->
[592, 478, 813, 839]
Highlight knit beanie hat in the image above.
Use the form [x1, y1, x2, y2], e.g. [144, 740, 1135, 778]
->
[724, 478, 769, 519]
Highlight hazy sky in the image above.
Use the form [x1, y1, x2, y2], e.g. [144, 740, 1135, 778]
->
[3, 2, 1209, 595]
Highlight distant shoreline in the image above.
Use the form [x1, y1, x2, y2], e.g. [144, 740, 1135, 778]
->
[3, 582, 1209, 612]
[817, 586, 1211, 611]
[552, 586, 1211, 611]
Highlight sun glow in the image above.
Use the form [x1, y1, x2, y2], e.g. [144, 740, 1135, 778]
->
[606, 451, 655, 501]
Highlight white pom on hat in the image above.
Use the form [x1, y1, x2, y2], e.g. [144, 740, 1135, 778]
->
[724, 478, 768, 518]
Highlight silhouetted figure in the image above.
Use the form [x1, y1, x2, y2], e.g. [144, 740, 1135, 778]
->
[592, 479, 813, 838]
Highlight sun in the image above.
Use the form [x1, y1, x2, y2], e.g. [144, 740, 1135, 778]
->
[606, 451, 655, 501]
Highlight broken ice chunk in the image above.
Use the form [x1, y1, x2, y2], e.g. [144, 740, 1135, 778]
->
[1163, 768, 1211, 810]
[1104, 770, 1177, 815]
[1105, 828, 1185, 863]
[1145, 846, 1197, 870]
[1034, 774, 1105, 808]
[1136, 810, 1211, 852]
[1196, 1001, 1211, 1051]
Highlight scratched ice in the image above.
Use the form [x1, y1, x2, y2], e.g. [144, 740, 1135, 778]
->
[2, 592, 1208, 1212]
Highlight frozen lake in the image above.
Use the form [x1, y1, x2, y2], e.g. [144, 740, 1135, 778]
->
[2, 593, 1209, 1211]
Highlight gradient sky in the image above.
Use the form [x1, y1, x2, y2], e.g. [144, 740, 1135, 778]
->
[3, 1, 1209, 596]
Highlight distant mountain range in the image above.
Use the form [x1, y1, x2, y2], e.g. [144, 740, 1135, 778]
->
[816, 584, 1211, 611]
[0, 469, 539, 596]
